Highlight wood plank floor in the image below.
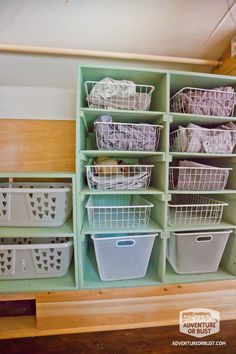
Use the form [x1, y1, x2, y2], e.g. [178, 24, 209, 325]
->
[0, 320, 235, 354]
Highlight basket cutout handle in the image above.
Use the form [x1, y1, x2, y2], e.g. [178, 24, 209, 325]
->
[196, 235, 213, 243]
[116, 239, 135, 247]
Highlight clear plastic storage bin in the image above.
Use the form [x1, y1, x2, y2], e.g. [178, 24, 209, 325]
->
[86, 164, 154, 190]
[0, 183, 72, 227]
[168, 195, 228, 226]
[92, 233, 158, 281]
[0, 237, 73, 279]
[168, 230, 232, 274]
[95, 122, 162, 152]
[85, 80, 155, 111]
[86, 195, 153, 229]
[170, 87, 236, 117]
[169, 165, 231, 191]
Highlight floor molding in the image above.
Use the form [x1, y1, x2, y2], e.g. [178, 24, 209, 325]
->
[1, 280, 236, 339]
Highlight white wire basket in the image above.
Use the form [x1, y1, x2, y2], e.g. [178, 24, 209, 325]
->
[170, 87, 236, 117]
[0, 237, 73, 279]
[86, 164, 154, 190]
[95, 122, 162, 151]
[0, 182, 72, 227]
[85, 80, 155, 111]
[169, 166, 231, 191]
[170, 127, 236, 154]
[168, 195, 228, 226]
[86, 195, 153, 229]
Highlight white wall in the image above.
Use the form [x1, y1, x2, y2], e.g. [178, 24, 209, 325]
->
[0, 86, 75, 120]
[1, 0, 236, 59]
[0, 53, 210, 120]
[1, 0, 235, 120]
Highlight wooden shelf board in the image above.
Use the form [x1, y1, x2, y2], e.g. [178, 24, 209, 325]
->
[80, 150, 164, 158]
[170, 112, 236, 125]
[165, 262, 235, 284]
[0, 216, 74, 238]
[81, 108, 165, 117]
[170, 152, 236, 159]
[0, 264, 76, 294]
[0, 172, 75, 178]
[168, 221, 236, 232]
[169, 189, 236, 195]
[80, 187, 164, 195]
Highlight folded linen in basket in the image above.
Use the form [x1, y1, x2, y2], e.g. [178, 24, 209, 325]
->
[87, 171, 151, 190]
[179, 86, 236, 117]
[88, 78, 151, 111]
[176, 160, 229, 191]
[177, 122, 236, 153]
[94, 116, 157, 151]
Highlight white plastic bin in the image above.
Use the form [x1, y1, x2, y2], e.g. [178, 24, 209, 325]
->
[86, 195, 153, 229]
[0, 237, 73, 279]
[95, 121, 162, 152]
[0, 183, 72, 227]
[168, 195, 228, 226]
[86, 164, 154, 190]
[168, 230, 232, 274]
[92, 233, 158, 281]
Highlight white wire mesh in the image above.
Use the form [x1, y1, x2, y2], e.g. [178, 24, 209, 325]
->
[168, 230, 231, 274]
[169, 166, 231, 191]
[85, 80, 155, 111]
[170, 127, 236, 154]
[86, 165, 154, 190]
[95, 122, 161, 151]
[168, 195, 227, 226]
[170, 87, 236, 117]
[92, 233, 157, 281]
[86, 195, 153, 229]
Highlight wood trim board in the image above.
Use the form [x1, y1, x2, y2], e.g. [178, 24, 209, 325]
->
[0, 44, 221, 67]
[212, 45, 236, 76]
[0, 119, 75, 172]
[0, 281, 236, 339]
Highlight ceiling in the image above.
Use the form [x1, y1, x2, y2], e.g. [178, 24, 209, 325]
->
[1, 0, 236, 59]
[0, 0, 235, 88]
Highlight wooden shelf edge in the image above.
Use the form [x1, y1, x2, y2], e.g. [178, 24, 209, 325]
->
[0, 280, 236, 339]
[2, 316, 236, 340]
[0, 293, 36, 301]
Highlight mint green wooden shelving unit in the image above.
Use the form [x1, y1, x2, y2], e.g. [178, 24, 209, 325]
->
[76, 65, 236, 290]
[1, 64, 236, 294]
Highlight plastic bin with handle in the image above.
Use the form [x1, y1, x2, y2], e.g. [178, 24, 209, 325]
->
[168, 230, 232, 274]
[92, 233, 158, 281]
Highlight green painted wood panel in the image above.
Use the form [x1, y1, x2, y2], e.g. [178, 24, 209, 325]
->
[76, 64, 236, 289]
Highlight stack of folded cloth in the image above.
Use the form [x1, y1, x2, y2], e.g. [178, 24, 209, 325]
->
[87, 78, 152, 111]
[174, 160, 229, 191]
[175, 122, 236, 153]
[171, 86, 236, 117]
[95, 115, 157, 151]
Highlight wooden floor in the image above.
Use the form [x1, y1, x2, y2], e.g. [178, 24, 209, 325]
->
[0, 320, 235, 354]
